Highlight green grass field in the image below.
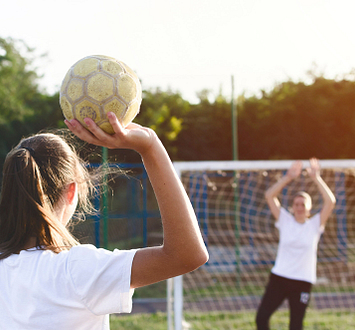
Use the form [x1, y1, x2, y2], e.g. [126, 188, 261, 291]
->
[110, 310, 355, 330]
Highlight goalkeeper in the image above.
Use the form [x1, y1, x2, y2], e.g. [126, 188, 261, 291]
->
[256, 158, 336, 330]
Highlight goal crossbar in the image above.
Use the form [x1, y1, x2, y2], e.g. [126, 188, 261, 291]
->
[174, 159, 355, 173]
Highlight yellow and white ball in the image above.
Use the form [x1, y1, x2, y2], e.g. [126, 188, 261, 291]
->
[60, 55, 142, 134]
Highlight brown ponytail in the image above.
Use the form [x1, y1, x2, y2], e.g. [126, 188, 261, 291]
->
[0, 132, 94, 259]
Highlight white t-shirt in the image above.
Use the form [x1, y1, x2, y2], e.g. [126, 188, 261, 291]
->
[0, 244, 138, 330]
[271, 207, 324, 284]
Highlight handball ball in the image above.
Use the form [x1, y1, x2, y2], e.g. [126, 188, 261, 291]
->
[60, 55, 142, 134]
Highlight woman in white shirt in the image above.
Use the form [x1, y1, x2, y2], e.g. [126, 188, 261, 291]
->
[256, 158, 336, 330]
[0, 113, 209, 329]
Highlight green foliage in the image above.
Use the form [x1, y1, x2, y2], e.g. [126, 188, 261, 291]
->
[238, 77, 355, 160]
[0, 38, 63, 169]
[0, 37, 38, 123]
[175, 95, 232, 160]
[135, 88, 190, 159]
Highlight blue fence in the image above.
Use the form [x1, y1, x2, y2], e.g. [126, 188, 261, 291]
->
[89, 163, 160, 248]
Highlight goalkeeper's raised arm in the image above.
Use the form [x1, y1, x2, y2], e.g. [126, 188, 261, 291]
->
[307, 158, 336, 227]
[264, 160, 303, 221]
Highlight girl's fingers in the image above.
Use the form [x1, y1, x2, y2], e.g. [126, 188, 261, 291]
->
[309, 158, 320, 171]
[288, 161, 303, 178]
[291, 161, 302, 174]
[65, 114, 137, 149]
[65, 115, 154, 153]
[305, 158, 320, 179]
[65, 119, 105, 146]
[65, 119, 92, 140]
[83, 118, 105, 138]
[107, 112, 125, 135]
[107, 114, 144, 139]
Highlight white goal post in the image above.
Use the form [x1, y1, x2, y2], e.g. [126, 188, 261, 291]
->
[168, 159, 355, 330]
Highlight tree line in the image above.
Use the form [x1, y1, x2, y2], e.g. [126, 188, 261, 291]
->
[1, 36, 355, 168]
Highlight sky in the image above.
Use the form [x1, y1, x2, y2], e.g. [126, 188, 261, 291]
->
[1, 0, 355, 103]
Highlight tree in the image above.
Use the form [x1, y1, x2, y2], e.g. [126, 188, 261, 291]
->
[237, 77, 355, 160]
[0, 37, 64, 168]
[0, 37, 40, 123]
[175, 92, 233, 161]
[135, 88, 191, 159]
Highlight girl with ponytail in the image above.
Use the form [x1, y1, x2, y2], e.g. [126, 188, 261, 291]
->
[0, 113, 208, 329]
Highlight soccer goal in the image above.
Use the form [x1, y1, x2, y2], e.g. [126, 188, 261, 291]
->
[168, 159, 355, 330]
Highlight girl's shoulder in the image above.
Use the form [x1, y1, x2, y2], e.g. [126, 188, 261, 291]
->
[275, 207, 294, 229]
[279, 207, 294, 220]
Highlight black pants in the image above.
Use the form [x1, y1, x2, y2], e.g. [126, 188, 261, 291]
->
[256, 273, 312, 330]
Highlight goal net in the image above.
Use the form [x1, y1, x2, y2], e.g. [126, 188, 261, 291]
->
[169, 160, 355, 330]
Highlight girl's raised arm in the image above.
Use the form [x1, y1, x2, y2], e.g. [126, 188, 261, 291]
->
[265, 160, 303, 221]
[307, 158, 336, 227]
[65, 113, 209, 288]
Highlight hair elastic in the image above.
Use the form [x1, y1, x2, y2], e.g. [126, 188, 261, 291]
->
[22, 146, 36, 158]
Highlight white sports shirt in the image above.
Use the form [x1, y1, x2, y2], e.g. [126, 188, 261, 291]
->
[271, 207, 324, 284]
[0, 244, 137, 330]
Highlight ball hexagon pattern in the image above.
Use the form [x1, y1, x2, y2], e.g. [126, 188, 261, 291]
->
[60, 55, 142, 134]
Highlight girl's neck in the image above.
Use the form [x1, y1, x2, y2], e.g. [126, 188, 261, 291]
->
[294, 216, 307, 224]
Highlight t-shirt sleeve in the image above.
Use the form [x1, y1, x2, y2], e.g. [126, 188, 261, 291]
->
[275, 207, 290, 230]
[311, 212, 324, 234]
[67, 244, 138, 315]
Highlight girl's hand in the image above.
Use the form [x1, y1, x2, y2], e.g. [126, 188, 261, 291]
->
[286, 160, 303, 179]
[307, 158, 321, 180]
[64, 112, 157, 155]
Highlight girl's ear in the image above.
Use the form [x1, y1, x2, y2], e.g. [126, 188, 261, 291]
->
[66, 182, 77, 205]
